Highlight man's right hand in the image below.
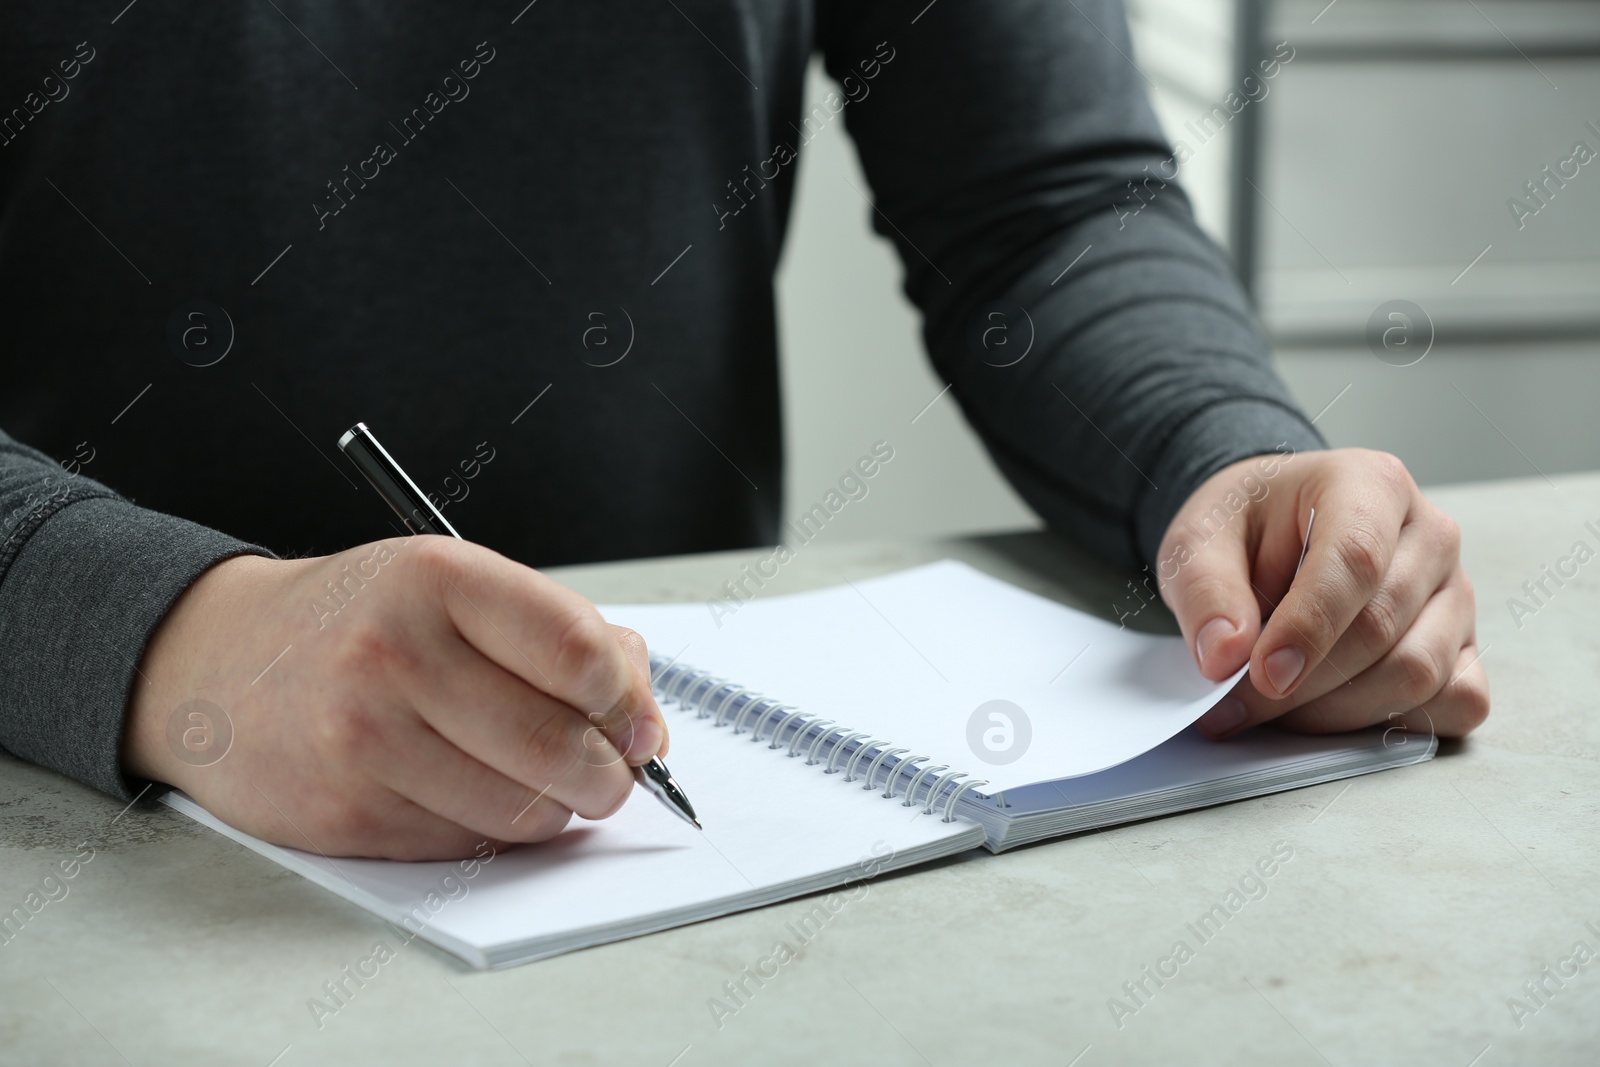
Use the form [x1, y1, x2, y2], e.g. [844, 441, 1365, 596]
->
[121, 536, 670, 860]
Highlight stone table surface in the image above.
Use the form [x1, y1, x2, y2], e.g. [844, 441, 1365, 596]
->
[2, 472, 1597, 1066]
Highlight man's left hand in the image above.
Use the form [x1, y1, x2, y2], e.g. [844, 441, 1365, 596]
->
[1155, 447, 1489, 740]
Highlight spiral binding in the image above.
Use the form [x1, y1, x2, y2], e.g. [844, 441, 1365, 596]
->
[649, 654, 989, 823]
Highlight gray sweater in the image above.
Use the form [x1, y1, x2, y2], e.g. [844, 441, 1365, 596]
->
[0, 0, 1323, 800]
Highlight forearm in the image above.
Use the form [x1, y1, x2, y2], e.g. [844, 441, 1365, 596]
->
[936, 196, 1327, 570]
[0, 429, 271, 798]
[821, 0, 1325, 569]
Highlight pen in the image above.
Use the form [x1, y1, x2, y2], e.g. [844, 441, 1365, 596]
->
[337, 421, 701, 831]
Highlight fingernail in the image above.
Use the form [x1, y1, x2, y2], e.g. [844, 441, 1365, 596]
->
[1198, 696, 1247, 738]
[1195, 617, 1235, 670]
[1265, 646, 1306, 695]
[626, 715, 664, 763]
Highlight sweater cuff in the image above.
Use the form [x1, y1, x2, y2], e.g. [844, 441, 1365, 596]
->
[0, 497, 273, 800]
[1133, 398, 1327, 570]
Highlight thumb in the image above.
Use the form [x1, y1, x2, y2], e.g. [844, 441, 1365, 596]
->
[1157, 517, 1262, 683]
[609, 624, 668, 758]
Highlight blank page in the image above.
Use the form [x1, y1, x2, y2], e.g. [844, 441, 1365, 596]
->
[163, 693, 981, 968]
[603, 560, 1240, 794]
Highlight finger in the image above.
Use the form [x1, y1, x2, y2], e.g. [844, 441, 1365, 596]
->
[1386, 642, 1490, 739]
[1251, 455, 1412, 699]
[420, 539, 665, 762]
[1158, 500, 1264, 681]
[374, 715, 578, 842]
[265, 784, 501, 862]
[1261, 575, 1475, 734]
[354, 798, 500, 862]
[1216, 514, 1458, 726]
[413, 631, 637, 820]
[611, 624, 668, 757]
[1278, 631, 1488, 739]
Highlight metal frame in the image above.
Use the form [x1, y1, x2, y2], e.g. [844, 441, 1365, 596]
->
[1228, 0, 1600, 306]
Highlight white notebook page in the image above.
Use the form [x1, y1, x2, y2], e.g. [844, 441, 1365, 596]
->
[164, 690, 980, 967]
[603, 560, 1240, 794]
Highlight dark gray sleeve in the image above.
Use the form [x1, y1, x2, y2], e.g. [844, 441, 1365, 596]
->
[0, 430, 272, 799]
[818, 0, 1326, 570]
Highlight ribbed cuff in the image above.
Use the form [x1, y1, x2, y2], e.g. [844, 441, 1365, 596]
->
[0, 497, 273, 799]
[1133, 397, 1327, 569]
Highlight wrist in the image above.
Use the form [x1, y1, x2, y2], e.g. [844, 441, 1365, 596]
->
[1134, 400, 1323, 569]
[121, 553, 299, 787]
[1156, 448, 1300, 568]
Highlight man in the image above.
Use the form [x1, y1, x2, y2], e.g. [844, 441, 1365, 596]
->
[0, 1, 1485, 859]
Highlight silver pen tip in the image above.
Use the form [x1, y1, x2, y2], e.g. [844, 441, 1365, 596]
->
[636, 756, 701, 829]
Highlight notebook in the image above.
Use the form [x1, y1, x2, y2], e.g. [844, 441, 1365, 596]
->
[162, 560, 1435, 968]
